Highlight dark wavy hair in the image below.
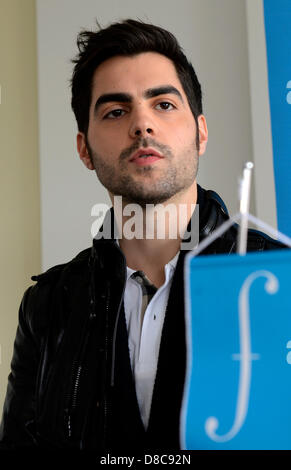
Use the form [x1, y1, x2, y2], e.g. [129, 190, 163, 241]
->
[71, 19, 203, 143]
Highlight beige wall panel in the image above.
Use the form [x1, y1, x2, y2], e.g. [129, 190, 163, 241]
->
[0, 0, 40, 414]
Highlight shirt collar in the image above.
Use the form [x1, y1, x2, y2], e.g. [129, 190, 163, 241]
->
[116, 239, 179, 281]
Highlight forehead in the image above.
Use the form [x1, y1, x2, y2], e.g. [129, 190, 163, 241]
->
[90, 52, 184, 98]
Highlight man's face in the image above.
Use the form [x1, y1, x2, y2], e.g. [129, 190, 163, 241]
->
[77, 52, 208, 205]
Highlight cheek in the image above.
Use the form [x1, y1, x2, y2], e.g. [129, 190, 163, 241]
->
[90, 133, 123, 162]
[172, 113, 196, 137]
[171, 123, 196, 147]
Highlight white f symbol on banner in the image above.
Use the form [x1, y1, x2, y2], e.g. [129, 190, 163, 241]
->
[205, 271, 278, 443]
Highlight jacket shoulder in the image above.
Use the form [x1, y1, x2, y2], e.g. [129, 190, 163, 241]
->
[245, 227, 287, 251]
[30, 247, 92, 284]
[201, 187, 287, 252]
[22, 247, 92, 336]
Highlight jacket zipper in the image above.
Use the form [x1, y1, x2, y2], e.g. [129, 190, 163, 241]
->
[102, 249, 127, 448]
[102, 280, 110, 450]
[110, 255, 126, 387]
[64, 284, 110, 445]
[64, 253, 98, 442]
[65, 362, 84, 440]
[65, 314, 95, 441]
[71, 364, 82, 410]
[65, 245, 126, 447]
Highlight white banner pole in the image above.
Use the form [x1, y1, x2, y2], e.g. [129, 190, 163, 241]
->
[237, 162, 254, 255]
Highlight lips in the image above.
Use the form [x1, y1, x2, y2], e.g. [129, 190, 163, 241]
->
[129, 148, 164, 162]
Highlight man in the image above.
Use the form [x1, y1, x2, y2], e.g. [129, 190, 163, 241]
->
[0, 19, 285, 452]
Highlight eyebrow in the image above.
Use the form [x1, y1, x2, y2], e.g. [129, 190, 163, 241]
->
[93, 85, 184, 115]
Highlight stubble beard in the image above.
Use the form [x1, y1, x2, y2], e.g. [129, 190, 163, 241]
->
[86, 137, 199, 206]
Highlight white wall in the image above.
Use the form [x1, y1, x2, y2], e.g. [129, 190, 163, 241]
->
[36, 0, 261, 270]
[246, 0, 277, 229]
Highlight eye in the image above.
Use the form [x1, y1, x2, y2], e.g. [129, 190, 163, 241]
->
[103, 108, 126, 119]
[155, 101, 176, 111]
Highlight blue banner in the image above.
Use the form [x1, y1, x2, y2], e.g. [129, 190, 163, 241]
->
[263, 0, 291, 236]
[181, 249, 291, 450]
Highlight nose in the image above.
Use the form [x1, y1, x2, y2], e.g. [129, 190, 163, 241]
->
[134, 127, 153, 137]
[128, 107, 155, 138]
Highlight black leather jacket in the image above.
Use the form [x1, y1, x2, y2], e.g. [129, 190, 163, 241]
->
[0, 186, 286, 451]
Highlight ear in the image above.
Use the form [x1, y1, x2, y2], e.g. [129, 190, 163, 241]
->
[197, 115, 208, 156]
[77, 132, 94, 170]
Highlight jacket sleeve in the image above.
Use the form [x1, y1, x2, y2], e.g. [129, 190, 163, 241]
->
[0, 285, 40, 449]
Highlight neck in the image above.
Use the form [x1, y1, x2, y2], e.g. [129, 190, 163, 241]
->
[111, 182, 197, 287]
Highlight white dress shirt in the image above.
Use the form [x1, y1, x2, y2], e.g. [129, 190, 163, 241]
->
[123, 250, 179, 429]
